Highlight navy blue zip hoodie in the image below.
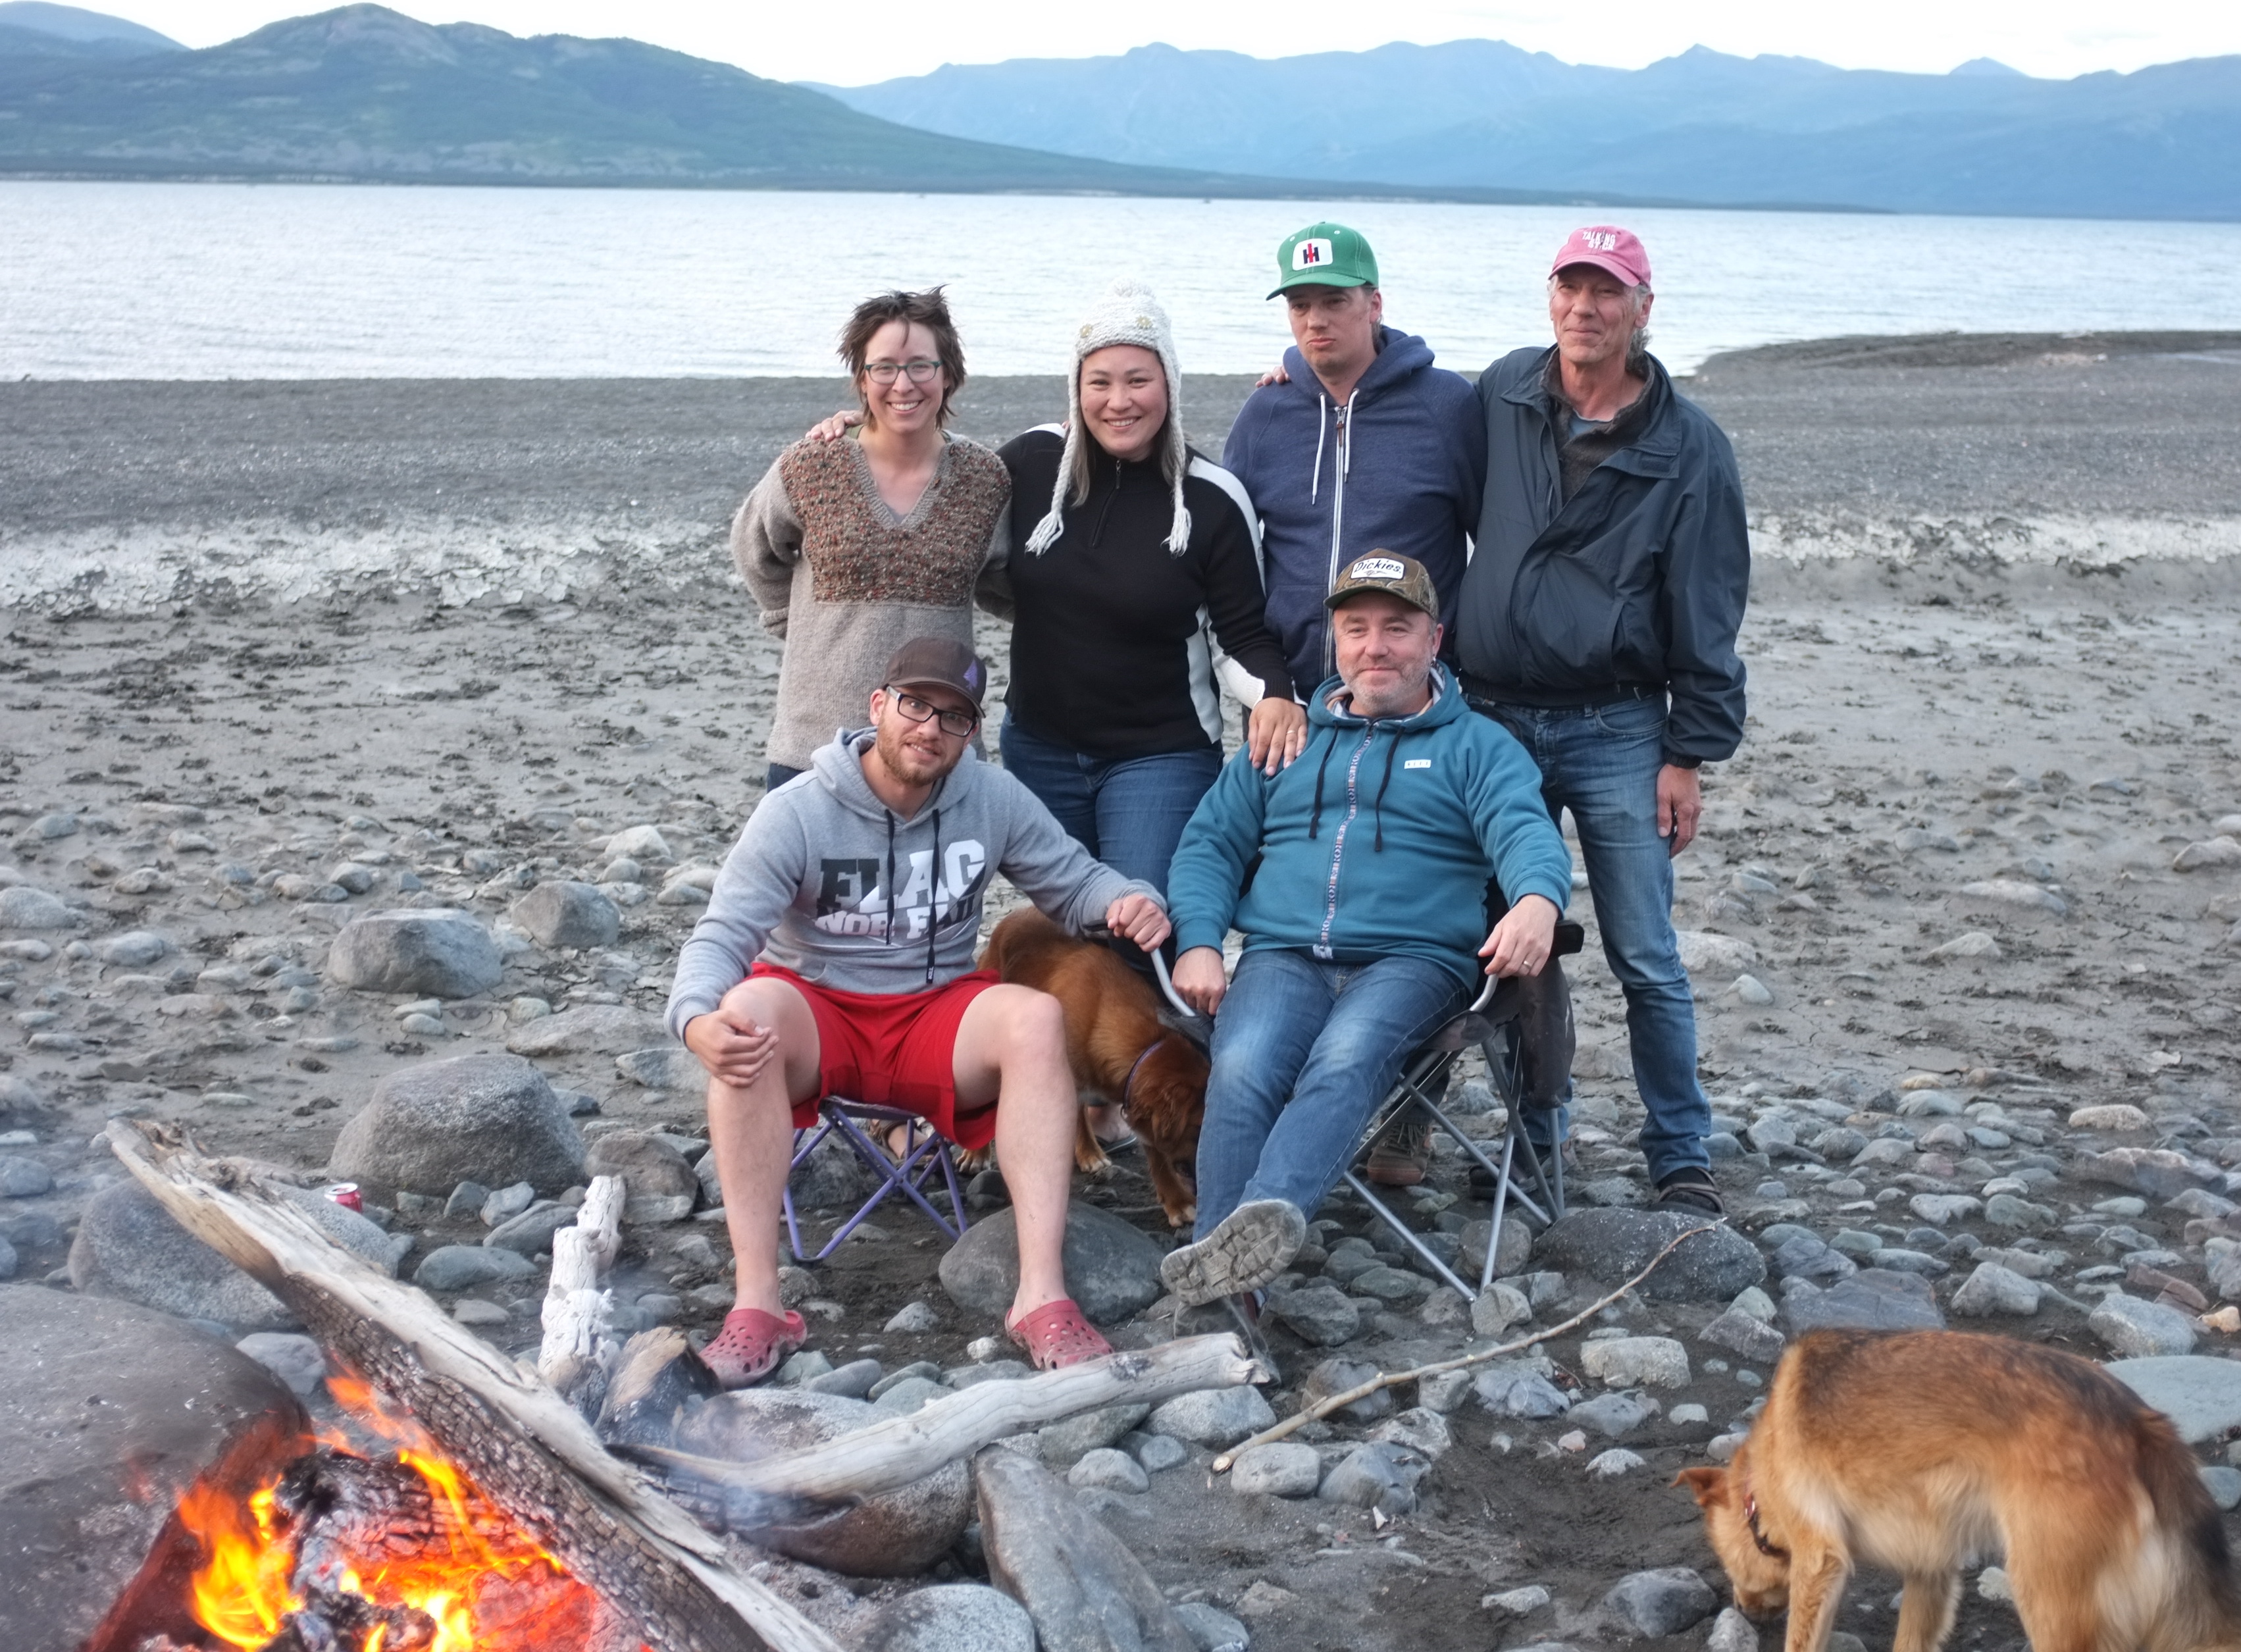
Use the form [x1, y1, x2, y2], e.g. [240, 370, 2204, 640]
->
[1222, 327, 1485, 694]
[1168, 666, 1572, 989]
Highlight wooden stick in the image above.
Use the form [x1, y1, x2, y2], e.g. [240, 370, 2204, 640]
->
[105, 1120, 840, 1652]
[539, 1173, 625, 1395]
[629, 1332, 1258, 1521]
[1211, 1226, 1714, 1472]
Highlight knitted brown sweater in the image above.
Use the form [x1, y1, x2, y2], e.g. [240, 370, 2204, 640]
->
[734, 434, 1010, 770]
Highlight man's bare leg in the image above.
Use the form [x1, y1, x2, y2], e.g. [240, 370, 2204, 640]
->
[701, 977, 823, 1316]
[951, 983, 1078, 1323]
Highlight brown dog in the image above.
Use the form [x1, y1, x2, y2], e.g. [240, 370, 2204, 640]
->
[1677, 1328, 2241, 1652]
[979, 910, 1209, 1227]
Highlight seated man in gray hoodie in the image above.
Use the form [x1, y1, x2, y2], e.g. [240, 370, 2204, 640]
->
[667, 638, 1170, 1386]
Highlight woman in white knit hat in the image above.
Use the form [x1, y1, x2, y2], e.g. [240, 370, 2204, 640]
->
[808, 278, 1301, 1143]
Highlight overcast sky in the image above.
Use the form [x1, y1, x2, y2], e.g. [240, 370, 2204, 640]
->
[113, 0, 2241, 85]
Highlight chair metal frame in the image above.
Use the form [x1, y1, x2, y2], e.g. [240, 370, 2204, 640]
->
[782, 1098, 970, 1264]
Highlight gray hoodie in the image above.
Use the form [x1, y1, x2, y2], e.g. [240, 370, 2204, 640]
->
[666, 728, 1160, 1039]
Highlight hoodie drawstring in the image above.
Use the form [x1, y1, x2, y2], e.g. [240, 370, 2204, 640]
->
[1309, 393, 1327, 507]
[883, 813, 898, 948]
[1371, 730, 1404, 853]
[926, 808, 942, 985]
[1306, 727, 1337, 840]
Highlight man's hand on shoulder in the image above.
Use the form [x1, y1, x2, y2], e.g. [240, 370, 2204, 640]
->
[683, 1005, 778, 1087]
[804, 409, 861, 443]
[1245, 697, 1308, 774]
[1173, 946, 1229, 1016]
[1104, 892, 1172, 953]
[1480, 893, 1560, 979]
[1657, 763, 1702, 857]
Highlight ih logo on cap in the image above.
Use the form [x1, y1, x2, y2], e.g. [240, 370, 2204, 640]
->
[1351, 555, 1406, 581]
[1293, 238, 1334, 271]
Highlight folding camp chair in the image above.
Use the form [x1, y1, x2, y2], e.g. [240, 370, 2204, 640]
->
[1337, 918, 1585, 1302]
[781, 1099, 970, 1264]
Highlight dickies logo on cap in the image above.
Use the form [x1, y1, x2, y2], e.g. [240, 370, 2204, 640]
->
[1324, 551, 1439, 619]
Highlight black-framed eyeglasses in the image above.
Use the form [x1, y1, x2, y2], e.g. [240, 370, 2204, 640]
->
[863, 359, 944, 385]
[887, 687, 979, 738]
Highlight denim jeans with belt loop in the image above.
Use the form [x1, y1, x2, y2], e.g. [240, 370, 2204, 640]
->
[1468, 690, 1713, 1185]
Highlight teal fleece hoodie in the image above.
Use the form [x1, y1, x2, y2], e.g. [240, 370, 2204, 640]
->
[1168, 665, 1572, 987]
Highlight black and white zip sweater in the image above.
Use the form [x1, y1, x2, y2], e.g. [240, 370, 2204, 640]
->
[985, 427, 1295, 758]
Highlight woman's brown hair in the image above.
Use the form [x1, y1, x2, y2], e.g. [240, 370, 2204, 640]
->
[838, 288, 966, 426]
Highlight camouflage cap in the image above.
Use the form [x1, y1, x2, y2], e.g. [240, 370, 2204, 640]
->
[1325, 551, 1438, 619]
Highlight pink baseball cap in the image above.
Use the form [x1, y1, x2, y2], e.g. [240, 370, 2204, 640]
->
[1551, 225, 1652, 288]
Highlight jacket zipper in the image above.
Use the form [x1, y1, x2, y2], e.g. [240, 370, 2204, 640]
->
[1322, 395, 1354, 678]
[1315, 725, 1376, 958]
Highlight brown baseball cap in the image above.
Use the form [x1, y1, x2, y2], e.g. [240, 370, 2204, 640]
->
[1326, 551, 1439, 619]
[882, 636, 989, 711]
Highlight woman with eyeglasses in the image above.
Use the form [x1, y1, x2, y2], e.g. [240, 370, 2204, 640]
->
[734, 288, 1009, 793]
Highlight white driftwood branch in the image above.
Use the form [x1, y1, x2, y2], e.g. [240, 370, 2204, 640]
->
[104, 1122, 841, 1652]
[633, 1332, 1258, 1510]
[540, 1174, 627, 1393]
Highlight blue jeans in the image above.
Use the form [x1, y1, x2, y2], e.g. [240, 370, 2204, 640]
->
[998, 718, 1221, 900]
[1193, 950, 1465, 1241]
[1470, 692, 1711, 1183]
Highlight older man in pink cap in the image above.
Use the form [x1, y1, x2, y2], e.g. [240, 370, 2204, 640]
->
[1450, 224, 1751, 1218]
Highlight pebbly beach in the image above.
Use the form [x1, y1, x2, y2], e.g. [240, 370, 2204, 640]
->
[5, 332, 2241, 1650]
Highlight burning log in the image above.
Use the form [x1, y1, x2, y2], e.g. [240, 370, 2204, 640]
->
[623, 1333, 1260, 1528]
[540, 1174, 626, 1402]
[104, 1120, 842, 1652]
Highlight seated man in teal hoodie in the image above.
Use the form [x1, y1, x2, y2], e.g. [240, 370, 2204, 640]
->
[1160, 553, 1574, 1308]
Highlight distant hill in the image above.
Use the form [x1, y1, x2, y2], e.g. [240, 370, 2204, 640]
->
[0, 3, 1653, 201]
[813, 41, 2241, 220]
[0, 0, 180, 68]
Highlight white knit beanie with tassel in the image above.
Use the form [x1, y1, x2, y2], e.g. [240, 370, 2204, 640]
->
[1024, 278, 1191, 556]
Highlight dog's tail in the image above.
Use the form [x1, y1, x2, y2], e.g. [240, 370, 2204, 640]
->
[2136, 1408, 2241, 1651]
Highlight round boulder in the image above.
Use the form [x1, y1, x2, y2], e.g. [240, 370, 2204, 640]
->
[327, 908, 502, 998]
[69, 1180, 395, 1331]
[1533, 1207, 1764, 1303]
[938, 1203, 1164, 1324]
[509, 881, 620, 951]
[671, 1388, 971, 1576]
[584, 1131, 699, 1224]
[328, 1053, 585, 1195]
[0, 887, 80, 930]
[860, 1584, 1035, 1652]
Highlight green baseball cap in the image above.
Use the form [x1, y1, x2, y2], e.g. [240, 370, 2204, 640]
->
[1269, 222, 1379, 299]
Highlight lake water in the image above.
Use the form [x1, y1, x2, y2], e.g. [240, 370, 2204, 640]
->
[7, 180, 2241, 380]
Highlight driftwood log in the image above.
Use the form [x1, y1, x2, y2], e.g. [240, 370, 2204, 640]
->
[540, 1173, 625, 1398]
[627, 1333, 1260, 1526]
[106, 1121, 840, 1652]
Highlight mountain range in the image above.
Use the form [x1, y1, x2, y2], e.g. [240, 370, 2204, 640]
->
[1, 5, 2235, 218]
[815, 40, 2241, 220]
[0, 4, 1623, 201]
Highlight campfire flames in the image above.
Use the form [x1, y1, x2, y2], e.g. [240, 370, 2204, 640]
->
[172, 1377, 627, 1652]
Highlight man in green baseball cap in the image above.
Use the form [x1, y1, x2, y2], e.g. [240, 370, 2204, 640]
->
[1267, 221, 1380, 299]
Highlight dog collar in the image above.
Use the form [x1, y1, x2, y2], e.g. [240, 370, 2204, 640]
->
[1120, 1036, 1168, 1118]
[1741, 1484, 1789, 1560]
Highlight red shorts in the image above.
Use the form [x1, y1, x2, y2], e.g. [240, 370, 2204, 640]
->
[750, 962, 1004, 1150]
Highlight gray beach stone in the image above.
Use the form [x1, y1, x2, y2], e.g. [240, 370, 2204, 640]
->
[0, 1287, 307, 1652]
[584, 1130, 699, 1224]
[1534, 1208, 1764, 1303]
[1262, 1280, 1360, 1347]
[480, 1180, 536, 1225]
[938, 1203, 1163, 1324]
[1475, 1364, 1572, 1418]
[1146, 1385, 1275, 1448]
[1037, 1403, 1150, 1468]
[329, 1053, 585, 1194]
[1950, 1262, 2043, 1318]
[0, 1156, 53, 1199]
[1701, 1308, 1788, 1363]
[1316, 1441, 1429, 1514]
[2107, 1356, 2241, 1442]
[1569, 1390, 1661, 1439]
[1067, 1448, 1149, 1493]
[484, 1200, 578, 1256]
[510, 880, 620, 950]
[615, 1045, 708, 1096]
[1707, 1607, 1758, 1652]
[2080, 1148, 2220, 1199]
[1125, 1432, 1188, 1472]
[805, 1358, 884, 1400]
[1173, 1602, 1251, 1652]
[677, 1388, 973, 1575]
[327, 908, 502, 997]
[503, 1001, 665, 1056]
[1781, 1270, 1945, 1333]
[235, 1332, 328, 1398]
[1229, 1441, 1323, 1498]
[1581, 1337, 1690, 1389]
[2090, 1293, 2198, 1358]
[860, 1584, 1036, 1652]
[100, 930, 173, 967]
[1604, 1568, 1718, 1637]
[1302, 1356, 1392, 1424]
[0, 887, 79, 929]
[70, 1179, 394, 1330]
[1371, 1407, 1453, 1459]
[973, 1445, 1197, 1652]
[1472, 1281, 1532, 1337]
[414, 1244, 534, 1292]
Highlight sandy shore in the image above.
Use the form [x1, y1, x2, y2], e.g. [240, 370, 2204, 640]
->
[3, 334, 2240, 1649]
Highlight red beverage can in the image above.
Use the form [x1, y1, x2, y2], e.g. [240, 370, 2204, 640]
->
[324, 1182, 363, 1212]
